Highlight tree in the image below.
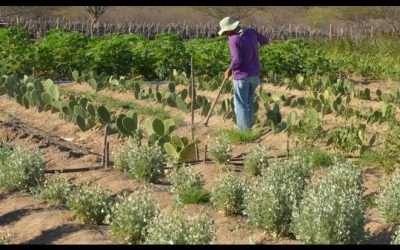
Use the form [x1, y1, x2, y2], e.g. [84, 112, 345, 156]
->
[85, 6, 107, 37]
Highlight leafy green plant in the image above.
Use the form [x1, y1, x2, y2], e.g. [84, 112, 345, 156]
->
[295, 147, 334, 167]
[291, 161, 365, 244]
[327, 124, 368, 156]
[163, 136, 196, 164]
[218, 128, 264, 144]
[244, 157, 312, 236]
[0, 26, 35, 76]
[66, 183, 113, 226]
[0, 141, 45, 192]
[36, 28, 88, 78]
[36, 174, 73, 208]
[210, 172, 247, 215]
[110, 189, 157, 244]
[124, 140, 164, 183]
[0, 231, 11, 245]
[85, 33, 147, 76]
[392, 227, 400, 245]
[208, 133, 232, 164]
[243, 145, 269, 176]
[376, 173, 400, 225]
[145, 210, 215, 244]
[169, 166, 209, 204]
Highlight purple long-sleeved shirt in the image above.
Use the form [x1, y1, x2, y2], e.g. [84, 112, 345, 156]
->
[228, 28, 269, 80]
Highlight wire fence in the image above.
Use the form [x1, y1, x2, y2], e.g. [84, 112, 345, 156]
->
[0, 15, 398, 40]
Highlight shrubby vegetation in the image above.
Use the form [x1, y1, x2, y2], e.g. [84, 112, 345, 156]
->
[0, 141, 45, 192]
[110, 189, 157, 244]
[243, 145, 269, 176]
[244, 157, 312, 236]
[210, 172, 247, 215]
[292, 161, 365, 244]
[376, 173, 400, 225]
[66, 183, 113, 226]
[145, 210, 215, 244]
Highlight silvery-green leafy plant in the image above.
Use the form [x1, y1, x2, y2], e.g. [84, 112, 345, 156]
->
[244, 157, 312, 236]
[0, 141, 45, 192]
[169, 166, 209, 204]
[243, 145, 269, 176]
[144, 210, 215, 244]
[36, 174, 73, 208]
[110, 189, 157, 244]
[208, 134, 232, 164]
[210, 172, 247, 215]
[291, 161, 365, 244]
[66, 183, 113, 226]
[392, 226, 400, 245]
[376, 173, 400, 225]
[113, 139, 164, 183]
[0, 231, 11, 245]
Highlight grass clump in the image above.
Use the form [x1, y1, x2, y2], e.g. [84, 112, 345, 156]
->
[144, 210, 215, 244]
[170, 166, 209, 204]
[219, 128, 264, 144]
[66, 183, 113, 226]
[292, 161, 365, 244]
[0, 141, 45, 192]
[243, 145, 269, 176]
[113, 139, 164, 183]
[244, 157, 312, 236]
[110, 189, 157, 244]
[35, 174, 73, 208]
[376, 173, 400, 225]
[295, 147, 334, 167]
[208, 133, 232, 164]
[210, 172, 247, 215]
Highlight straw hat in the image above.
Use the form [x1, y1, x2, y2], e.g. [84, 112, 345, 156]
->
[218, 16, 240, 36]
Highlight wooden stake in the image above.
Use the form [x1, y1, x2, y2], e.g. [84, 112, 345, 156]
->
[204, 145, 208, 163]
[102, 125, 108, 168]
[106, 142, 110, 169]
[190, 56, 199, 160]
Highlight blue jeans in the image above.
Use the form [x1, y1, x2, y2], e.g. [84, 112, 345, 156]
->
[233, 76, 260, 131]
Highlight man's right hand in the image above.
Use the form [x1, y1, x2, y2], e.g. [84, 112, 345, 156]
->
[224, 67, 233, 80]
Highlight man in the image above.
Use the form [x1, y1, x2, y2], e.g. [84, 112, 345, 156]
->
[219, 16, 269, 131]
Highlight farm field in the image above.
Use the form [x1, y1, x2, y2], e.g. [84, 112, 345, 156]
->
[1, 25, 400, 245]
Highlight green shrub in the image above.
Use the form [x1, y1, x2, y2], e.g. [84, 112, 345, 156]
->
[36, 28, 88, 77]
[291, 161, 365, 244]
[36, 174, 73, 208]
[170, 166, 209, 204]
[260, 39, 335, 78]
[295, 147, 334, 167]
[115, 139, 164, 183]
[208, 134, 232, 164]
[145, 210, 215, 244]
[0, 26, 35, 76]
[244, 157, 312, 236]
[376, 173, 400, 225]
[0, 142, 45, 192]
[66, 183, 113, 226]
[243, 145, 269, 176]
[210, 172, 247, 215]
[112, 147, 128, 172]
[147, 33, 190, 79]
[86, 33, 147, 76]
[110, 189, 157, 244]
[392, 226, 400, 245]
